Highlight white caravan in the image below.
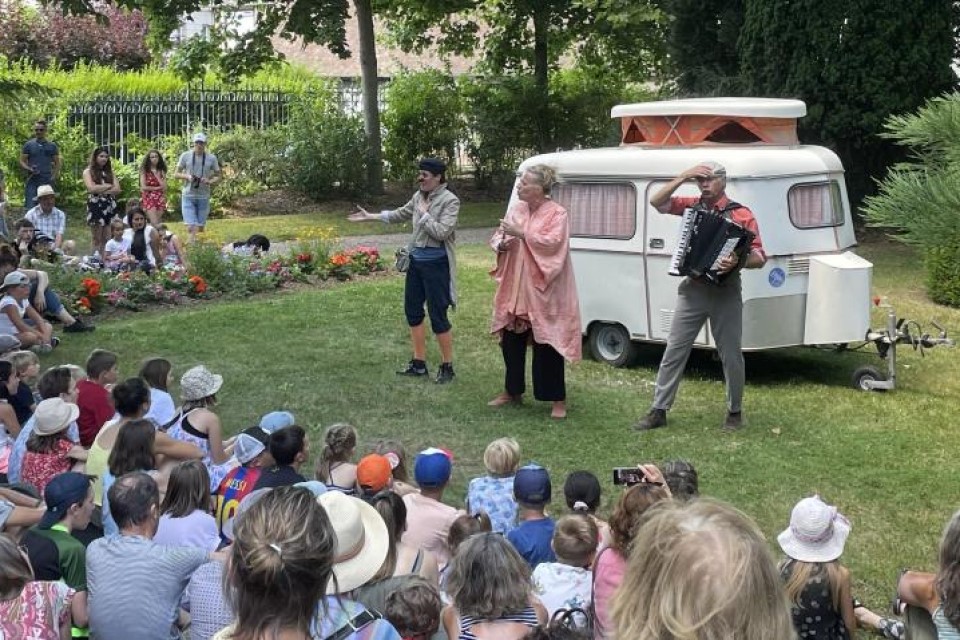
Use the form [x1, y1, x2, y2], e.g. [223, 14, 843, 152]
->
[509, 98, 950, 390]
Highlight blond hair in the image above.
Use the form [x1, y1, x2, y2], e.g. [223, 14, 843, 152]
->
[483, 437, 520, 476]
[315, 423, 357, 482]
[611, 499, 795, 640]
[4, 350, 38, 374]
[781, 559, 843, 609]
[552, 514, 598, 567]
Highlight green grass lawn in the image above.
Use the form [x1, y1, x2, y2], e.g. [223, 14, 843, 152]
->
[42, 233, 960, 625]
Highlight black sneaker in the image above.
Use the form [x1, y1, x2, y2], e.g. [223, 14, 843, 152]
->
[64, 319, 95, 333]
[435, 362, 455, 384]
[633, 408, 667, 431]
[397, 359, 428, 377]
[722, 411, 743, 431]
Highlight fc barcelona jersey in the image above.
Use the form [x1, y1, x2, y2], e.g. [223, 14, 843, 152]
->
[214, 466, 263, 544]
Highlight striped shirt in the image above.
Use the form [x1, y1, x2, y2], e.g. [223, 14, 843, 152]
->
[87, 534, 208, 640]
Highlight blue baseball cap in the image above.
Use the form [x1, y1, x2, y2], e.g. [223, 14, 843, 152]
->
[514, 464, 551, 505]
[259, 411, 295, 434]
[40, 473, 91, 529]
[414, 448, 452, 488]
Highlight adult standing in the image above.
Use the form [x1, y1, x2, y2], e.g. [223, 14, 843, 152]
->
[488, 165, 581, 420]
[19, 119, 61, 210]
[174, 133, 220, 243]
[139, 149, 167, 227]
[348, 158, 460, 384]
[634, 161, 766, 432]
[82, 147, 121, 258]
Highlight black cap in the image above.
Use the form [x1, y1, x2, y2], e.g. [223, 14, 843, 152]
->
[418, 158, 446, 175]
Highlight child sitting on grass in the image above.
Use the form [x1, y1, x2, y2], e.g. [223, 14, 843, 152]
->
[315, 423, 358, 494]
[103, 219, 136, 272]
[532, 514, 598, 623]
[467, 436, 520, 534]
[21, 398, 85, 495]
[384, 576, 443, 640]
[507, 464, 556, 568]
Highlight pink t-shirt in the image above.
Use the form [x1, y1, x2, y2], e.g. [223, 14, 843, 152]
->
[0, 580, 75, 640]
[592, 548, 627, 639]
[401, 492, 464, 568]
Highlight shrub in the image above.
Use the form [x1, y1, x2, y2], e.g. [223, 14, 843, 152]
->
[925, 242, 960, 308]
[382, 70, 462, 180]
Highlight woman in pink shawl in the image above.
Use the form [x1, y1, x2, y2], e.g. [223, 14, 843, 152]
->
[488, 164, 581, 419]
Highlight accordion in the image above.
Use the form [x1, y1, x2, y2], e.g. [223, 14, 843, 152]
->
[668, 204, 755, 285]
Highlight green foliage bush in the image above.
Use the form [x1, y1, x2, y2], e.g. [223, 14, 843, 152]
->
[925, 242, 960, 308]
[382, 70, 462, 180]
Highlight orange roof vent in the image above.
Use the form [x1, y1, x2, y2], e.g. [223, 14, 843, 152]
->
[611, 98, 806, 147]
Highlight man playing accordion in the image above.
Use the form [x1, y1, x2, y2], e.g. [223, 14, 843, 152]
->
[634, 161, 766, 432]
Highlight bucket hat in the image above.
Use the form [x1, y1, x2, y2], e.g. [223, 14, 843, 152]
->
[777, 495, 851, 563]
[34, 398, 80, 437]
[180, 365, 223, 401]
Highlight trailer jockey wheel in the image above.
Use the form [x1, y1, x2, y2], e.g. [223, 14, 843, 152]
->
[589, 323, 638, 368]
[851, 366, 886, 392]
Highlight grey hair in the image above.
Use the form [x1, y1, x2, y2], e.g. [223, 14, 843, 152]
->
[444, 532, 533, 618]
[697, 160, 727, 178]
[523, 164, 557, 195]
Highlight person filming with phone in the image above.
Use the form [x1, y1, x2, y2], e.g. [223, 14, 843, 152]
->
[174, 133, 220, 243]
[348, 158, 460, 384]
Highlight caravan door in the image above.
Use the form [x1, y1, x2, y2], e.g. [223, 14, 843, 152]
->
[643, 180, 712, 345]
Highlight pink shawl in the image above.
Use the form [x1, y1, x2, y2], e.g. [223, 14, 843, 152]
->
[489, 199, 582, 361]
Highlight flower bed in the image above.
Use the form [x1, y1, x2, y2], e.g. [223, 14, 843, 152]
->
[52, 242, 387, 315]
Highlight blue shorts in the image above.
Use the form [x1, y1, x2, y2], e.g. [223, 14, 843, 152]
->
[182, 198, 211, 227]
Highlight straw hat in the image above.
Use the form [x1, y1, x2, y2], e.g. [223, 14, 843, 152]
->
[777, 495, 851, 563]
[180, 365, 223, 401]
[34, 398, 80, 437]
[34, 185, 57, 200]
[318, 491, 389, 594]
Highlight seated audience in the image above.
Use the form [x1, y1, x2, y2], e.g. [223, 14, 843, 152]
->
[562, 470, 610, 549]
[102, 419, 164, 536]
[140, 357, 176, 428]
[103, 219, 135, 271]
[76, 349, 119, 448]
[214, 431, 271, 544]
[154, 460, 219, 551]
[778, 495, 856, 640]
[0, 270, 57, 353]
[0, 531, 81, 640]
[662, 458, 699, 501]
[252, 425, 309, 490]
[507, 464, 556, 568]
[403, 448, 464, 568]
[369, 490, 440, 585]
[356, 453, 393, 498]
[167, 365, 233, 491]
[593, 475, 670, 638]
[0, 251, 92, 334]
[21, 398, 85, 495]
[158, 224, 186, 268]
[532, 514, 598, 623]
[466, 436, 520, 534]
[384, 577, 444, 640]
[32, 472, 93, 634]
[442, 532, 548, 639]
[257, 410, 295, 434]
[7, 366, 80, 484]
[610, 498, 795, 640]
[320, 491, 391, 601]
[316, 422, 358, 494]
[123, 203, 160, 273]
[3, 351, 39, 426]
[87, 472, 217, 640]
[372, 438, 418, 496]
[441, 512, 493, 603]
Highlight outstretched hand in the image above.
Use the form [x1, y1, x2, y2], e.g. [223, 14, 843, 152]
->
[348, 206, 373, 222]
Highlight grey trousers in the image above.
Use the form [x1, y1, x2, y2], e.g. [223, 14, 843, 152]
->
[652, 275, 744, 413]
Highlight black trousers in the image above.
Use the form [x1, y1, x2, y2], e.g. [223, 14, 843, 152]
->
[501, 329, 565, 401]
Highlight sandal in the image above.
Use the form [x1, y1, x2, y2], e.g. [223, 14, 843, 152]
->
[891, 568, 908, 616]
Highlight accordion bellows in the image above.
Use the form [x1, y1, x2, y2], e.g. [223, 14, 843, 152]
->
[669, 206, 755, 285]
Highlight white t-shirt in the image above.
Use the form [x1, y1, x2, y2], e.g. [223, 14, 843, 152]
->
[145, 388, 176, 428]
[0, 295, 28, 336]
[532, 562, 593, 622]
[104, 237, 131, 261]
[122, 226, 157, 266]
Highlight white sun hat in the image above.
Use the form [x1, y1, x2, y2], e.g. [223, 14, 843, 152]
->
[777, 495, 851, 563]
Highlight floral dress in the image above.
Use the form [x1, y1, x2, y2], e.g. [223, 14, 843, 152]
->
[21, 438, 75, 496]
[86, 178, 118, 227]
[141, 170, 167, 211]
[0, 581, 75, 640]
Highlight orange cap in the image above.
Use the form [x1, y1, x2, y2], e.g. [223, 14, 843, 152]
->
[357, 454, 392, 492]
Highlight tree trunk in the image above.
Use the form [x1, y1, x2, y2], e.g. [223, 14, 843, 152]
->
[353, 0, 384, 194]
[532, 4, 550, 152]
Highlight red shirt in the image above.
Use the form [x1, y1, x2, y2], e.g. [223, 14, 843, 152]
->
[663, 195, 766, 261]
[76, 379, 115, 447]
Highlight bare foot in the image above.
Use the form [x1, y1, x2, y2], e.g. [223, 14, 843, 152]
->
[551, 401, 566, 419]
[487, 393, 521, 407]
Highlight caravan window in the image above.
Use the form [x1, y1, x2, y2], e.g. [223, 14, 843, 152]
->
[788, 181, 845, 228]
[553, 182, 636, 239]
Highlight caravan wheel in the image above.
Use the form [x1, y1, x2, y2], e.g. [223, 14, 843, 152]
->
[851, 366, 886, 392]
[589, 323, 638, 368]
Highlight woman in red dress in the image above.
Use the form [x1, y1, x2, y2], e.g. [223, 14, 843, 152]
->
[139, 149, 168, 227]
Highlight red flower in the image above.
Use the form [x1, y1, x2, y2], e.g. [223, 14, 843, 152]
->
[297, 252, 312, 263]
[81, 278, 101, 297]
[188, 275, 207, 294]
[78, 297, 91, 309]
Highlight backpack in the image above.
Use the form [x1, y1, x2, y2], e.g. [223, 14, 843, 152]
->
[317, 599, 401, 640]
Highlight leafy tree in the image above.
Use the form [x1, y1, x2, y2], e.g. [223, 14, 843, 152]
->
[738, 0, 957, 210]
[862, 93, 960, 307]
[656, 0, 743, 95]
[379, 0, 666, 152]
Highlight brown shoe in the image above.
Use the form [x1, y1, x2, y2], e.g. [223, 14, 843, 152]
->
[633, 409, 667, 431]
[722, 411, 743, 431]
[487, 393, 522, 407]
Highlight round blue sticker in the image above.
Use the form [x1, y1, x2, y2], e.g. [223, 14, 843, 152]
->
[768, 267, 786, 288]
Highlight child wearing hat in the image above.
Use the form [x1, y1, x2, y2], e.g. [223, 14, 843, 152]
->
[506, 464, 556, 569]
[778, 495, 857, 639]
[213, 431, 271, 544]
[403, 448, 464, 568]
[356, 453, 393, 498]
[21, 398, 85, 495]
[0, 270, 56, 353]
